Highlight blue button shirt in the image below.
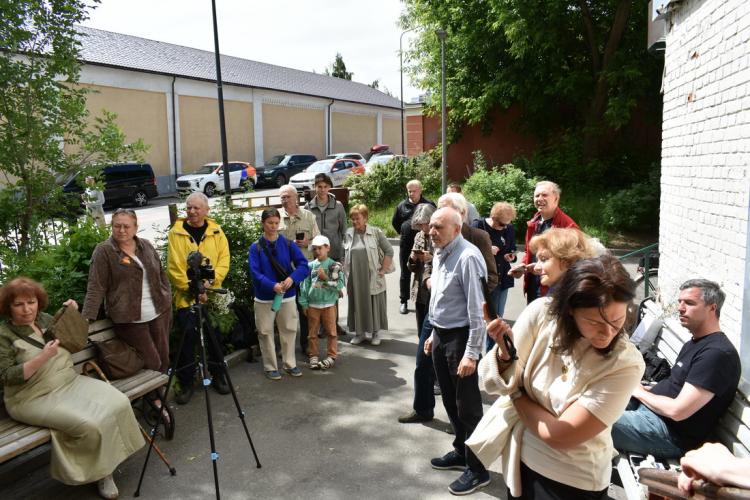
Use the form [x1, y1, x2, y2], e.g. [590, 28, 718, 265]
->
[429, 234, 488, 360]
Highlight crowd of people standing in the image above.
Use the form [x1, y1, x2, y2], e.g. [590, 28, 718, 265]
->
[1, 172, 743, 499]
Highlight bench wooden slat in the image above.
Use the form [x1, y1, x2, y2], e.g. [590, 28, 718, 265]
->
[0, 428, 51, 464]
[0, 424, 49, 448]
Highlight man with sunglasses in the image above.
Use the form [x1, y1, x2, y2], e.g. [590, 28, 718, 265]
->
[510, 181, 577, 304]
[167, 192, 231, 404]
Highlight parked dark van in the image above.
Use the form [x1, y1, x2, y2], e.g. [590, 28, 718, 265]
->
[61, 163, 159, 208]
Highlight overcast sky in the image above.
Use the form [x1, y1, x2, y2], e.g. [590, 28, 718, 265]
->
[82, 0, 423, 102]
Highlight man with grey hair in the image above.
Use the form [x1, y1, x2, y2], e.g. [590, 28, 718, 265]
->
[510, 180, 578, 304]
[392, 179, 435, 314]
[613, 279, 740, 459]
[167, 191, 231, 404]
[437, 192, 498, 293]
[278, 184, 321, 353]
[423, 206, 490, 495]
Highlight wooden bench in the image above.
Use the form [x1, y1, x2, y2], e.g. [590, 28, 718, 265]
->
[614, 299, 750, 499]
[0, 319, 170, 480]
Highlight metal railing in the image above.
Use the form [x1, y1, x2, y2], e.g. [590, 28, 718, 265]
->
[619, 242, 659, 300]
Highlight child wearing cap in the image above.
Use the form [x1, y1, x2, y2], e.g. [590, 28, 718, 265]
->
[298, 235, 345, 369]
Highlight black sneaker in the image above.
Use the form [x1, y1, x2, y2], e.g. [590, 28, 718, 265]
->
[212, 374, 231, 395]
[431, 450, 466, 470]
[398, 411, 433, 424]
[175, 384, 194, 405]
[448, 468, 490, 495]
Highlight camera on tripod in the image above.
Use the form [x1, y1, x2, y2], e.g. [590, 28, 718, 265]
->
[187, 251, 215, 296]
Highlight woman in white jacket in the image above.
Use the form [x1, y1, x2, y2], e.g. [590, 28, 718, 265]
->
[468, 255, 644, 499]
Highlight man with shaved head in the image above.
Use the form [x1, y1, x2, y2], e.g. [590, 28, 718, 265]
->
[423, 207, 490, 495]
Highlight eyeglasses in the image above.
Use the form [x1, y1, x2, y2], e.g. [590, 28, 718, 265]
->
[113, 208, 137, 217]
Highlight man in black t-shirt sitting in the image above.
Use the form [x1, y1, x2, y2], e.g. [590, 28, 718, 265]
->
[613, 279, 741, 458]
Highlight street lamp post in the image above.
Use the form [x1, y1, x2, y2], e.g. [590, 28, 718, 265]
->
[211, 0, 232, 203]
[400, 27, 416, 156]
[436, 29, 447, 194]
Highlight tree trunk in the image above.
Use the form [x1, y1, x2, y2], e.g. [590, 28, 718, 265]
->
[581, 0, 633, 162]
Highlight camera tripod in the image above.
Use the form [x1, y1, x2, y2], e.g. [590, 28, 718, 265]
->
[135, 286, 262, 499]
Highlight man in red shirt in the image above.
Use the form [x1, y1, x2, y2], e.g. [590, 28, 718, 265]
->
[509, 181, 578, 303]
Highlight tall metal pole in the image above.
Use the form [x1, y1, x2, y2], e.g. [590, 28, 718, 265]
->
[400, 27, 416, 156]
[211, 0, 232, 203]
[437, 29, 447, 194]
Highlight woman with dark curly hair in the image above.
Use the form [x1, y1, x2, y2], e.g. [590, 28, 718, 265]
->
[0, 277, 143, 499]
[467, 255, 645, 499]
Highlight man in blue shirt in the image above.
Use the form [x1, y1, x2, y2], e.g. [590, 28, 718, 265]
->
[424, 207, 490, 495]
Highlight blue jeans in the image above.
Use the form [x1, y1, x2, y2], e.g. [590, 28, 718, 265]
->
[413, 314, 435, 417]
[611, 400, 684, 459]
[486, 286, 509, 351]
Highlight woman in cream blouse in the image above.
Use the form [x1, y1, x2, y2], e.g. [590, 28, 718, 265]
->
[468, 255, 644, 499]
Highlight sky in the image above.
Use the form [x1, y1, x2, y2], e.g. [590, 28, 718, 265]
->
[81, 0, 423, 102]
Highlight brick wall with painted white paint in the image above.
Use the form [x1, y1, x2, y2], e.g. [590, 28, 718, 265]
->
[659, 0, 750, 350]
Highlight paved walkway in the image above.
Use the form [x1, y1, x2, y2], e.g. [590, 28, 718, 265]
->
[6, 248, 529, 499]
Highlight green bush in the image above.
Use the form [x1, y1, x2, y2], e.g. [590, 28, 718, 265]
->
[601, 169, 660, 232]
[345, 148, 442, 207]
[463, 156, 538, 233]
[0, 217, 109, 310]
[205, 200, 263, 308]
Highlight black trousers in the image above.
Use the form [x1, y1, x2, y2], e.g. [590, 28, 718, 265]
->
[432, 326, 486, 474]
[399, 226, 417, 304]
[175, 306, 226, 387]
[509, 462, 608, 500]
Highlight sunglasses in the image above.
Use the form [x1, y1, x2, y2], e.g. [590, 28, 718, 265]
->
[113, 208, 137, 217]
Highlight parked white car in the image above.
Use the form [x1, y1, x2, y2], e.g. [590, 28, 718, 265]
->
[325, 152, 366, 163]
[290, 158, 365, 192]
[365, 154, 406, 173]
[176, 161, 256, 197]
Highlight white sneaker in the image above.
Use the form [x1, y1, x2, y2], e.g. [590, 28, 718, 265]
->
[97, 474, 119, 499]
[350, 335, 364, 345]
[370, 332, 381, 346]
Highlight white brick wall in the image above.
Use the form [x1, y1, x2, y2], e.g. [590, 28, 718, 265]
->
[659, 0, 750, 368]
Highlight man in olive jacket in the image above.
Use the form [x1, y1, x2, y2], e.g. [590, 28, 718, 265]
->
[167, 192, 231, 404]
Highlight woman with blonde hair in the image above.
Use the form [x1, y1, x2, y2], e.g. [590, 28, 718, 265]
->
[343, 204, 394, 345]
[526, 227, 601, 294]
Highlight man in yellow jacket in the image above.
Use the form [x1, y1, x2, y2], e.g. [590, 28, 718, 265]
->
[167, 192, 231, 404]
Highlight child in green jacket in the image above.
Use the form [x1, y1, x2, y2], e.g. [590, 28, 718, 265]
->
[299, 235, 345, 369]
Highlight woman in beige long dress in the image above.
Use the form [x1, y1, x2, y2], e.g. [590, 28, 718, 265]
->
[0, 277, 144, 499]
[343, 203, 394, 345]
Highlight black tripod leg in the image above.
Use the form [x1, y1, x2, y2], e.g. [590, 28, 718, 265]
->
[204, 320, 262, 469]
[196, 305, 222, 499]
[135, 312, 193, 496]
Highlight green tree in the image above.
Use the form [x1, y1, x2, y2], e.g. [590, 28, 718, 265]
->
[324, 52, 353, 80]
[0, 0, 95, 251]
[403, 0, 662, 166]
